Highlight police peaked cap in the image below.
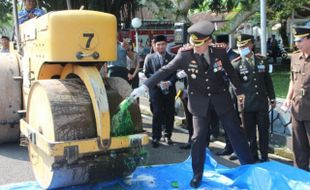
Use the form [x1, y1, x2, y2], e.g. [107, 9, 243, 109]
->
[187, 20, 215, 45]
[293, 21, 310, 42]
[236, 34, 254, 47]
[154, 35, 167, 43]
[216, 34, 229, 44]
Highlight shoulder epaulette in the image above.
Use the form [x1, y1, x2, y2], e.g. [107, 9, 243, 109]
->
[255, 53, 267, 60]
[178, 45, 193, 53]
[231, 56, 241, 63]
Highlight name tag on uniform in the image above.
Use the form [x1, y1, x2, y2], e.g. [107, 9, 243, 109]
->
[257, 64, 265, 72]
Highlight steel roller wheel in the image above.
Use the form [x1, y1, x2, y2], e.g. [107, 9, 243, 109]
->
[27, 78, 144, 189]
[0, 53, 21, 144]
[27, 79, 96, 189]
[104, 77, 142, 133]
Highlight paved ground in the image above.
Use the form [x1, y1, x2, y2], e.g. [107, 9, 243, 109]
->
[0, 113, 293, 187]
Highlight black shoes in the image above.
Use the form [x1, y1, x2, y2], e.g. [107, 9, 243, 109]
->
[152, 139, 159, 148]
[216, 149, 233, 156]
[165, 137, 173, 145]
[179, 142, 191, 149]
[190, 176, 202, 188]
[229, 152, 238, 160]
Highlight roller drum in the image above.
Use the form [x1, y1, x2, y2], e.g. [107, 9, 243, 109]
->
[27, 78, 142, 189]
[0, 53, 21, 144]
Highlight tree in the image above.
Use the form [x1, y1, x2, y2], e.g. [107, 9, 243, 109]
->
[0, 1, 12, 27]
[267, 0, 309, 47]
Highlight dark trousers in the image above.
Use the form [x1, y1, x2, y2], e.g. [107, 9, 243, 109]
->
[291, 117, 310, 171]
[207, 109, 220, 138]
[191, 103, 253, 178]
[181, 97, 193, 143]
[150, 92, 175, 140]
[223, 131, 234, 152]
[129, 68, 139, 89]
[243, 110, 269, 160]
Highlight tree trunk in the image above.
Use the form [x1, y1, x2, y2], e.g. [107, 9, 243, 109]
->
[279, 20, 288, 48]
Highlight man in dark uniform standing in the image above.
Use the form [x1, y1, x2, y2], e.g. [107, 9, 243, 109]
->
[232, 34, 276, 162]
[131, 21, 254, 188]
[143, 35, 176, 148]
[282, 22, 310, 171]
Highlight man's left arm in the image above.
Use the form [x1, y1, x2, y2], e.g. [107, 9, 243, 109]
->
[165, 54, 178, 87]
[264, 61, 276, 107]
[214, 47, 243, 95]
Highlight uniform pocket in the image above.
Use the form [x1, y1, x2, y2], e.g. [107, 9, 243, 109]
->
[292, 64, 301, 81]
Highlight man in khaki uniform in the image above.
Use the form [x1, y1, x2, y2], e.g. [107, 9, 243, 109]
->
[283, 22, 310, 171]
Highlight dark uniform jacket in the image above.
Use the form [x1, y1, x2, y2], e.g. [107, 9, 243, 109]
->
[144, 47, 244, 117]
[143, 52, 177, 97]
[291, 51, 310, 121]
[232, 54, 275, 112]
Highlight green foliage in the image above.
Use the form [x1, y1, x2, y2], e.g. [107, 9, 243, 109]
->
[267, 0, 309, 21]
[0, 1, 12, 27]
[138, 0, 175, 19]
[271, 67, 290, 98]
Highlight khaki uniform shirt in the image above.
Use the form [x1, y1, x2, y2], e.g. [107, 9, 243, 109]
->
[291, 51, 310, 121]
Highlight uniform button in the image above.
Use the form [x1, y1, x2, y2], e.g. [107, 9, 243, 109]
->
[223, 89, 226, 92]
[255, 85, 258, 88]
[190, 92, 194, 95]
[206, 78, 209, 82]
[207, 86, 210, 90]
[254, 78, 257, 81]
[208, 93, 211, 96]
[205, 72, 208, 74]
[253, 71, 256, 74]
[256, 92, 259, 95]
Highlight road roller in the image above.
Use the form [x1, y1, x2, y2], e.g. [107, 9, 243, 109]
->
[0, 6, 149, 189]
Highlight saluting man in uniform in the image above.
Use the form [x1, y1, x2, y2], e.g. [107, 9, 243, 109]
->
[282, 22, 310, 171]
[231, 34, 276, 162]
[130, 21, 254, 188]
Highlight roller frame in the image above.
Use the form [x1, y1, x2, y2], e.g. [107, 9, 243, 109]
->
[20, 117, 148, 158]
[60, 64, 111, 149]
[20, 64, 149, 159]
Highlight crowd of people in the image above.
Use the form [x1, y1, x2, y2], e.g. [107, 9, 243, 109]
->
[129, 20, 310, 188]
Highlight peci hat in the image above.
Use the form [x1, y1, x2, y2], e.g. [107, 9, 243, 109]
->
[154, 35, 167, 43]
[1, 35, 9, 41]
[187, 20, 215, 46]
[293, 21, 310, 42]
[236, 34, 254, 47]
[215, 34, 229, 44]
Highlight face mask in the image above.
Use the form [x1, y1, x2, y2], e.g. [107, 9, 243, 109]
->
[239, 47, 250, 57]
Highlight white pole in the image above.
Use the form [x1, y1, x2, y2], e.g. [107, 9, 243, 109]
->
[260, 0, 267, 56]
[135, 29, 139, 53]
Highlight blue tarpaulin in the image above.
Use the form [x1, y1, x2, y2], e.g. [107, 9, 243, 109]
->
[1, 150, 309, 190]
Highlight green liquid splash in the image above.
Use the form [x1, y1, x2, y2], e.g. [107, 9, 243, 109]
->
[111, 97, 135, 136]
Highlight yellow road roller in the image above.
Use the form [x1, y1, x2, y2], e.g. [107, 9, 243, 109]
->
[0, 3, 148, 189]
